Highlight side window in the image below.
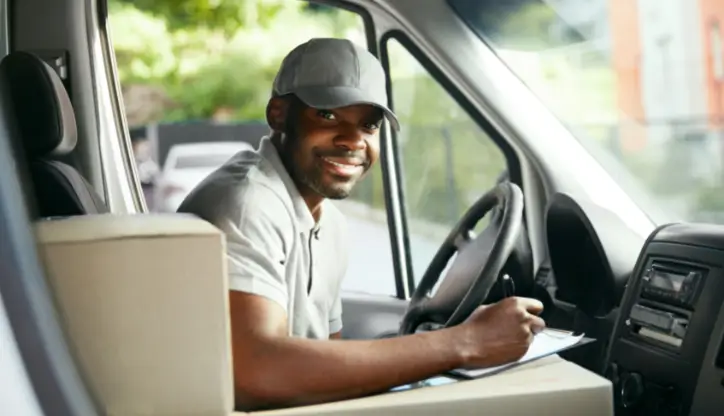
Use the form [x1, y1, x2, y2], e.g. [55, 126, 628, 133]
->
[386, 38, 508, 283]
[109, 2, 396, 296]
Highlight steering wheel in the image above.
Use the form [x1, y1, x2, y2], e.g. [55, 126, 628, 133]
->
[398, 182, 524, 335]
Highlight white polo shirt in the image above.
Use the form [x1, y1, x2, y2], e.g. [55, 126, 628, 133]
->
[177, 137, 348, 338]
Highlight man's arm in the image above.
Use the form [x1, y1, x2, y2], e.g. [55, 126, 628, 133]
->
[203, 186, 544, 410]
[230, 291, 545, 411]
[328, 285, 343, 340]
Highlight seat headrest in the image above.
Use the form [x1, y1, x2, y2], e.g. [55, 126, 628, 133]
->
[0, 51, 77, 158]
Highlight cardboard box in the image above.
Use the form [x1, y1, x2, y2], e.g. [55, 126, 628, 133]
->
[245, 355, 613, 416]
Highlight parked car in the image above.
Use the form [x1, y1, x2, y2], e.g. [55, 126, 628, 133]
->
[154, 141, 254, 212]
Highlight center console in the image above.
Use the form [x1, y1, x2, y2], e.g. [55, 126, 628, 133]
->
[605, 223, 724, 415]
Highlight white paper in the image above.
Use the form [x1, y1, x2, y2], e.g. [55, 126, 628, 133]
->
[453, 329, 586, 378]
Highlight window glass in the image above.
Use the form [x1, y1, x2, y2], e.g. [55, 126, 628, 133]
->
[448, 0, 724, 225]
[108, 1, 395, 296]
[386, 38, 508, 283]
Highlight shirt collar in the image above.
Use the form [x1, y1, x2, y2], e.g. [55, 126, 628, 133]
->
[259, 136, 319, 232]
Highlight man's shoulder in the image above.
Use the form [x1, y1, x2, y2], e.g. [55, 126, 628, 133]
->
[177, 148, 292, 227]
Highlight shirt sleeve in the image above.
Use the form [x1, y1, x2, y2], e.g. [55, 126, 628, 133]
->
[328, 292, 343, 335]
[214, 186, 290, 312]
[327, 203, 348, 335]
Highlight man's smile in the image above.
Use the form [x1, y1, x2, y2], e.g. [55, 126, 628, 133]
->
[318, 155, 364, 177]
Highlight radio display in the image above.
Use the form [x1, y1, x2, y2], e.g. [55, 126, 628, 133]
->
[649, 269, 686, 293]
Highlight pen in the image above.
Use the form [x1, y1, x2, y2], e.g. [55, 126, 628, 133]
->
[502, 274, 514, 298]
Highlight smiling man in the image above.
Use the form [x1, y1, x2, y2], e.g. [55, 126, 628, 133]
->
[178, 38, 545, 411]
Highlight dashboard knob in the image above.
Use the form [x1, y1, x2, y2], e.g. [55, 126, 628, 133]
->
[620, 372, 645, 408]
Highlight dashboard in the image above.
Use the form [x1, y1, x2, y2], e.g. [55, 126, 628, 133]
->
[604, 223, 724, 415]
[543, 192, 724, 415]
[545, 193, 644, 316]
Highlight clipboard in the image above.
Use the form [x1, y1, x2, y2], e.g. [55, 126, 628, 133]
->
[448, 329, 597, 380]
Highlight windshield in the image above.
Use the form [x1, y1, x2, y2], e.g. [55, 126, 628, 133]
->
[449, 0, 724, 224]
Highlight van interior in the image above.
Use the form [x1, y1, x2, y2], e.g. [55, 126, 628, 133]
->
[2, 0, 724, 415]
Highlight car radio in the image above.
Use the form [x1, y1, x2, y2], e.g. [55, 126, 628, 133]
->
[639, 263, 703, 308]
[621, 262, 705, 352]
[628, 303, 689, 349]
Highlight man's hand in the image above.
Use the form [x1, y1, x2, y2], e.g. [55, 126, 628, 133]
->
[455, 297, 546, 368]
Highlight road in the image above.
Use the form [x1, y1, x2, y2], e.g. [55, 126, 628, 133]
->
[341, 214, 442, 296]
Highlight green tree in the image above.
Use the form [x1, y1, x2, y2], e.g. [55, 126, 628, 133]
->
[109, 1, 366, 125]
[162, 51, 278, 121]
[109, 0, 286, 34]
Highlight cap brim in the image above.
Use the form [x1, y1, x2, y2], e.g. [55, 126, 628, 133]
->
[294, 86, 400, 131]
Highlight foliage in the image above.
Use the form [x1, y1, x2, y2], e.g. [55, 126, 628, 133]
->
[109, 1, 364, 123]
[162, 51, 278, 121]
[109, 1, 508, 225]
[109, 4, 176, 83]
[109, 0, 286, 35]
[108, 0, 724, 226]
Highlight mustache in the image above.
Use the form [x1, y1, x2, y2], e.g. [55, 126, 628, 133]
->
[316, 149, 370, 167]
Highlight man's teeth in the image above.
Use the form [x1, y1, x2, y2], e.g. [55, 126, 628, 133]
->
[323, 157, 358, 167]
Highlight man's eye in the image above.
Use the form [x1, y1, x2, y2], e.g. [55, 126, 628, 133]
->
[364, 122, 381, 130]
[317, 110, 336, 120]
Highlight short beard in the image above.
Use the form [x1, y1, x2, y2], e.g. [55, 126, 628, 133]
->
[299, 164, 352, 200]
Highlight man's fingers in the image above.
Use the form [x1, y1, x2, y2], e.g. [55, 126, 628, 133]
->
[514, 297, 544, 315]
[528, 315, 546, 334]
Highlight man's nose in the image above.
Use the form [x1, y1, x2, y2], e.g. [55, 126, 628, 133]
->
[334, 125, 367, 151]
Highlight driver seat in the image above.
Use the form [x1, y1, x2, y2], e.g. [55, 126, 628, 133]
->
[0, 51, 108, 218]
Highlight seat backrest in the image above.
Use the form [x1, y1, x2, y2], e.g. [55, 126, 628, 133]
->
[0, 51, 108, 218]
[35, 213, 234, 416]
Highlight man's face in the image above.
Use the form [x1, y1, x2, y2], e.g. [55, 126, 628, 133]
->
[277, 99, 383, 200]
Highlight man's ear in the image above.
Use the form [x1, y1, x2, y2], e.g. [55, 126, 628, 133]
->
[266, 97, 288, 133]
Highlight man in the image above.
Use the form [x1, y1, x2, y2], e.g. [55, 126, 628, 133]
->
[178, 38, 545, 411]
